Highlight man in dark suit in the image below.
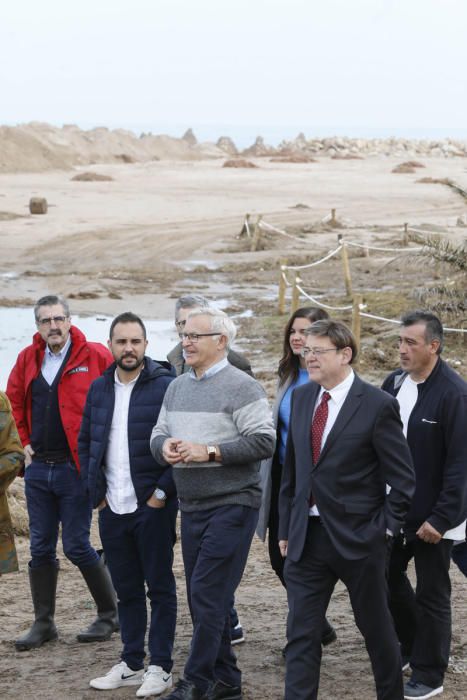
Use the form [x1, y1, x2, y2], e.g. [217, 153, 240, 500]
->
[278, 320, 415, 700]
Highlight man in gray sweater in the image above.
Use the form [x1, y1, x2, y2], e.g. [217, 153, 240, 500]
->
[151, 308, 275, 700]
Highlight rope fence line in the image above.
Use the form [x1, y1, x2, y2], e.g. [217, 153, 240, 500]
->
[281, 245, 343, 270]
[265, 212, 467, 343]
[345, 240, 423, 253]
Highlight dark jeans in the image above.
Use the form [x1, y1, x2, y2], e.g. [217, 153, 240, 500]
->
[388, 535, 453, 688]
[284, 519, 402, 700]
[181, 504, 258, 693]
[24, 459, 98, 569]
[99, 500, 177, 671]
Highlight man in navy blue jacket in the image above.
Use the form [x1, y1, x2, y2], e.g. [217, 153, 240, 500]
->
[79, 312, 177, 698]
[382, 311, 467, 700]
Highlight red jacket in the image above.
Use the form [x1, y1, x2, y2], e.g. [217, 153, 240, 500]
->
[6, 325, 112, 472]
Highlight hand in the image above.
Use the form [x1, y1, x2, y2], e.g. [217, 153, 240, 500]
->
[416, 521, 442, 544]
[24, 444, 34, 468]
[279, 540, 288, 557]
[176, 441, 212, 463]
[146, 495, 166, 509]
[162, 438, 182, 464]
[97, 499, 107, 511]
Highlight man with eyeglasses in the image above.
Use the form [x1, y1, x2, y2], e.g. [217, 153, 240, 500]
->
[6, 295, 118, 651]
[278, 319, 415, 700]
[167, 295, 253, 378]
[167, 294, 253, 648]
[151, 308, 275, 700]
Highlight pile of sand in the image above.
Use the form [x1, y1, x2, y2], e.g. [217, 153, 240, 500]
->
[71, 172, 114, 182]
[223, 159, 258, 168]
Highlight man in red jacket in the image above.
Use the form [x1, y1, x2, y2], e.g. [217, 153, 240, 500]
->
[7, 295, 118, 651]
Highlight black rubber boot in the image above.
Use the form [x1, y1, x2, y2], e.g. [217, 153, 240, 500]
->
[15, 562, 59, 651]
[76, 554, 119, 643]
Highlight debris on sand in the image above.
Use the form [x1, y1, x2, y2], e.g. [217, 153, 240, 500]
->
[392, 163, 416, 174]
[71, 172, 114, 182]
[270, 155, 317, 163]
[29, 197, 48, 214]
[223, 159, 258, 169]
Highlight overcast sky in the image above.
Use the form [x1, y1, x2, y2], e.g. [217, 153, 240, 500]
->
[1, 0, 466, 143]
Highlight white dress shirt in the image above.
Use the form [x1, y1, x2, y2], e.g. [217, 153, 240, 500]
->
[309, 369, 355, 516]
[104, 370, 139, 514]
[41, 336, 71, 385]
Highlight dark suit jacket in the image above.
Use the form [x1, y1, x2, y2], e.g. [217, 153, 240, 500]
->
[278, 373, 415, 562]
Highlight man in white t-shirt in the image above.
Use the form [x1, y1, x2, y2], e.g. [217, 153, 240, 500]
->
[382, 311, 467, 700]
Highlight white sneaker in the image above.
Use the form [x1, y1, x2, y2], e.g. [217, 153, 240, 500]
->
[90, 661, 145, 690]
[136, 666, 173, 697]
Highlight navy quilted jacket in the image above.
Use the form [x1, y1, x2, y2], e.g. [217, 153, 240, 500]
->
[78, 357, 175, 508]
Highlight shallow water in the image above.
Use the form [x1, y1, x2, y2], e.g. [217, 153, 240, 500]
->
[0, 308, 179, 389]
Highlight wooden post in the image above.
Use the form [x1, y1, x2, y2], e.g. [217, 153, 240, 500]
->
[403, 223, 409, 246]
[363, 245, 370, 258]
[278, 259, 287, 315]
[352, 293, 363, 368]
[250, 215, 263, 252]
[239, 213, 251, 238]
[338, 234, 352, 296]
[291, 276, 301, 313]
[331, 208, 337, 225]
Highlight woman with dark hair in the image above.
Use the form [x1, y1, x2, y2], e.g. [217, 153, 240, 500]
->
[257, 306, 336, 645]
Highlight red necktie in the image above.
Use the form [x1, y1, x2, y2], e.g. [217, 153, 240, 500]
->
[309, 392, 331, 507]
[311, 391, 331, 465]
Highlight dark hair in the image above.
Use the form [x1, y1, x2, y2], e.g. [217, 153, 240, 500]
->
[109, 312, 147, 340]
[34, 295, 70, 321]
[278, 307, 330, 385]
[305, 319, 358, 364]
[400, 310, 443, 354]
[175, 295, 209, 317]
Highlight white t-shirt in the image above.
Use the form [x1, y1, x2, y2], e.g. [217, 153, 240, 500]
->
[395, 374, 419, 438]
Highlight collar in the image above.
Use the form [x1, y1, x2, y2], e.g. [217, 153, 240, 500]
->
[46, 334, 71, 359]
[189, 356, 229, 381]
[318, 369, 355, 406]
[114, 367, 142, 387]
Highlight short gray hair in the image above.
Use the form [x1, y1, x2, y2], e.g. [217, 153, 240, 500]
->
[34, 295, 70, 322]
[175, 295, 210, 318]
[187, 308, 237, 349]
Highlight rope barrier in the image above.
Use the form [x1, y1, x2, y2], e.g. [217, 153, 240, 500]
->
[281, 271, 292, 287]
[281, 245, 343, 270]
[345, 241, 423, 253]
[295, 283, 353, 311]
[259, 220, 307, 242]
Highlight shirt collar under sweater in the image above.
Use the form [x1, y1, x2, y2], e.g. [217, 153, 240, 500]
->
[189, 356, 229, 381]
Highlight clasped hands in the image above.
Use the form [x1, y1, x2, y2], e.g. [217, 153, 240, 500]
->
[162, 438, 209, 464]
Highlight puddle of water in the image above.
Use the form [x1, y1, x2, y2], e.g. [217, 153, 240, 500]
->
[0, 308, 179, 389]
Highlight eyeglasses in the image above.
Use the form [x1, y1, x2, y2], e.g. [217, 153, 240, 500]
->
[301, 347, 339, 358]
[180, 332, 221, 343]
[36, 316, 68, 327]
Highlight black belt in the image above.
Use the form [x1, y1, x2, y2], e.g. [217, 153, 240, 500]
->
[34, 452, 71, 465]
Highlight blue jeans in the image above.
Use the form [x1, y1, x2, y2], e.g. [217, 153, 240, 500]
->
[99, 500, 178, 671]
[181, 504, 258, 692]
[24, 459, 98, 569]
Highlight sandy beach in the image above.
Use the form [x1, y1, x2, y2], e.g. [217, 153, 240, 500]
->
[1, 138, 466, 699]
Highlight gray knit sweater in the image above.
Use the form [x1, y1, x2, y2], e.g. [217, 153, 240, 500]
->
[150, 364, 275, 512]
